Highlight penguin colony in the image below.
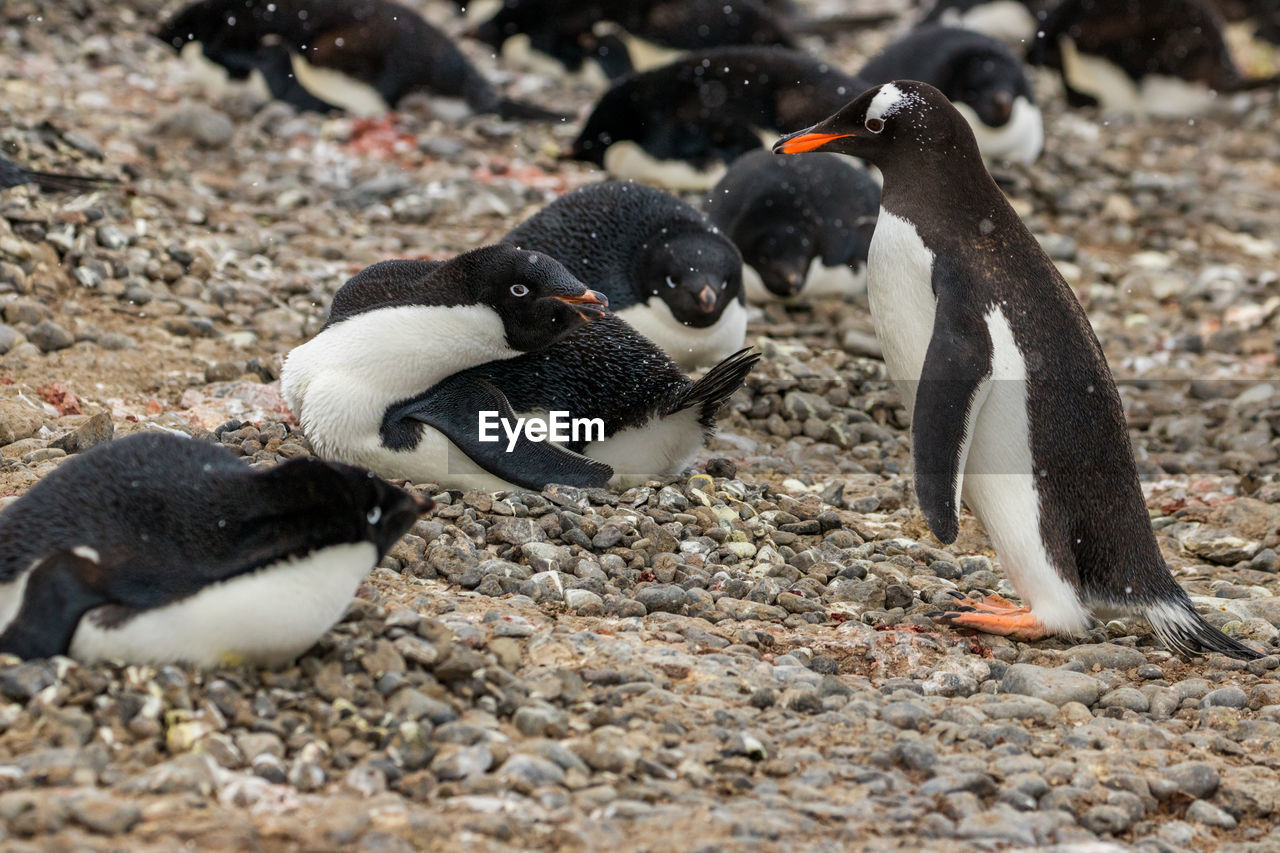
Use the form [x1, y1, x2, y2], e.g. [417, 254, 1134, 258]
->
[0, 0, 1271, 668]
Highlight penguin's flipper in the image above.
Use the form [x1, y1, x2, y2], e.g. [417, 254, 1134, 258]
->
[0, 550, 109, 660]
[912, 283, 994, 545]
[384, 375, 614, 490]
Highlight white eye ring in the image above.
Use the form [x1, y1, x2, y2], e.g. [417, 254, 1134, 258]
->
[367, 506, 382, 524]
[665, 276, 677, 288]
[865, 117, 885, 133]
[510, 283, 529, 297]
[719, 280, 727, 290]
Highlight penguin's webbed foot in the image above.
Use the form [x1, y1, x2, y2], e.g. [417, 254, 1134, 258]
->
[929, 591, 1051, 641]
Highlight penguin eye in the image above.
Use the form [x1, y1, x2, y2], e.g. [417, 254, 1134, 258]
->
[719, 280, 727, 290]
[510, 283, 529, 297]
[865, 117, 885, 133]
[665, 276, 677, 288]
[367, 506, 382, 524]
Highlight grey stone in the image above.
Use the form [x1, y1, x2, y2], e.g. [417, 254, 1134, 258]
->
[1079, 804, 1133, 835]
[431, 745, 493, 780]
[1200, 686, 1247, 709]
[882, 701, 932, 730]
[564, 588, 604, 615]
[1186, 800, 1237, 828]
[513, 703, 569, 738]
[487, 517, 546, 546]
[69, 793, 141, 835]
[1154, 762, 1219, 800]
[1097, 687, 1150, 712]
[635, 584, 688, 614]
[1001, 663, 1101, 707]
[28, 320, 74, 352]
[0, 324, 22, 354]
[1063, 644, 1147, 670]
[0, 661, 56, 701]
[497, 754, 566, 792]
[50, 411, 113, 454]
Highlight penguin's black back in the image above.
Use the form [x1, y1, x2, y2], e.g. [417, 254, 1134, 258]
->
[705, 150, 880, 268]
[0, 433, 400, 590]
[503, 181, 728, 311]
[613, 0, 796, 52]
[572, 47, 867, 166]
[859, 25, 1033, 102]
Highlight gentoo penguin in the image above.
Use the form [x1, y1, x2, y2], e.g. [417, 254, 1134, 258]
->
[282, 245, 617, 493]
[470, 0, 796, 84]
[858, 26, 1044, 164]
[155, 0, 564, 120]
[1029, 0, 1280, 115]
[920, 0, 1052, 46]
[0, 433, 429, 666]
[704, 150, 879, 302]
[774, 81, 1260, 659]
[0, 154, 112, 193]
[570, 47, 869, 190]
[503, 181, 746, 369]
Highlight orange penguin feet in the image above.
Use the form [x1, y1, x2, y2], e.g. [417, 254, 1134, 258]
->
[929, 590, 1052, 641]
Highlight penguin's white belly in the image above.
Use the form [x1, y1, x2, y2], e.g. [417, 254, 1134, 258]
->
[617, 32, 685, 72]
[940, 1, 1038, 45]
[179, 41, 273, 101]
[960, 310, 1091, 633]
[69, 542, 379, 667]
[603, 141, 729, 191]
[1058, 37, 1217, 116]
[586, 408, 705, 488]
[954, 97, 1044, 164]
[866, 209, 938, 410]
[499, 36, 611, 88]
[288, 51, 391, 116]
[743, 258, 867, 303]
[0, 568, 34, 635]
[462, 0, 503, 25]
[619, 298, 748, 370]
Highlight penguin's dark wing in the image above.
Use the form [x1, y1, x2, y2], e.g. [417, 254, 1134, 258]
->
[913, 261, 994, 545]
[383, 374, 613, 490]
[0, 550, 109, 660]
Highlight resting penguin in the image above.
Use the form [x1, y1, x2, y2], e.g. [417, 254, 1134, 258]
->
[155, 0, 564, 120]
[282, 245, 616, 493]
[774, 81, 1261, 660]
[0, 432, 429, 666]
[857, 26, 1044, 164]
[1029, 0, 1280, 116]
[503, 181, 746, 369]
[570, 46, 869, 190]
[704, 150, 879, 302]
[920, 0, 1053, 46]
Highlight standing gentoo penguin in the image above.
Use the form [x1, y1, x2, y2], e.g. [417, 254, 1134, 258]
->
[1029, 0, 1280, 115]
[155, 0, 564, 120]
[705, 150, 879, 302]
[857, 26, 1044, 163]
[504, 181, 746, 369]
[773, 81, 1260, 659]
[571, 47, 869, 189]
[0, 433, 429, 666]
[283, 246, 616, 492]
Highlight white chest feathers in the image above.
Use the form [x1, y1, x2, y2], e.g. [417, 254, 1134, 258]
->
[954, 96, 1044, 164]
[499, 35, 611, 88]
[938, 1, 1038, 45]
[1057, 36, 1218, 116]
[618, 298, 748, 370]
[866, 208, 938, 410]
[68, 542, 379, 667]
[287, 51, 391, 116]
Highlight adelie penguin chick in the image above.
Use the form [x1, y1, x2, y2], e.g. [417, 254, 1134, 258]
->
[155, 0, 563, 120]
[0, 153, 113, 193]
[0, 433, 429, 667]
[282, 245, 616, 493]
[571, 46, 869, 190]
[774, 81, 1261, 660]
[858, 26, 1044, 164]
[705, 150, 879, 302]
[1029, 0, 1280, 116]
[920, 0, 1053, 46]
[504, 181, 746, 369]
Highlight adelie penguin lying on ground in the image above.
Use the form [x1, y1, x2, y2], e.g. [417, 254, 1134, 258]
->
[281, 245, 759, 492]
[0, 432, 430, 667]
[155, 0, 564, 119]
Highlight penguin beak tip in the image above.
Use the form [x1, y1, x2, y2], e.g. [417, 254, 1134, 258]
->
[413, 494, 436, 515]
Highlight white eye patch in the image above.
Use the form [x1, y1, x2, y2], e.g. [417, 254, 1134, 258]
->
[865, 82, 923, 123]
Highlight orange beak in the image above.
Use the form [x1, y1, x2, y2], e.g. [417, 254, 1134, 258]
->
[555, 289, 609, 308]
[774, 132, 855, 154]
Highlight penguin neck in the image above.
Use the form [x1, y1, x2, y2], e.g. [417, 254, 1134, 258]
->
[878, 151, 1009, 247]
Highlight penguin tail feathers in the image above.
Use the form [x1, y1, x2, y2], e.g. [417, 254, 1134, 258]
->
[1145, 599, 1263, 661]
[495, 97, 571, 123]
[672, 348, 761, 428]
[23, 169, 116, 193]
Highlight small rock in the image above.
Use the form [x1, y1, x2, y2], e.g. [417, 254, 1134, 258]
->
[1186, 800, 1237, 829]
[69, 793, 141, 835]
[50, 411, 113, 454]
[635, 584, 688, 614]
[28, 320, 75, 352]
[0, 661, 56, 701]
[1001, 664, 1101, 707]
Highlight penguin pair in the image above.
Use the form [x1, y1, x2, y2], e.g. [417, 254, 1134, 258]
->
[1029, 0, 1280, 116]
[774, 81, 1261, 660]
[857, 26, 1044, 164]
[571, 46, 869, 189]
[705, 150, 880, 302]
[0, 433, 430, 667]
[503, 181, 747, 369]
[281, 245, 758, 492]
[155, 0, 563, 120]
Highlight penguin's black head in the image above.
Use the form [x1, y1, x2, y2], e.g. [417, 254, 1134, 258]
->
[636, 231, 743, 327]
[942, 48, 1030, 127]
[773, 81, 979, 171]
[737, 218, 817, 298]
[469, 245, 609, 351]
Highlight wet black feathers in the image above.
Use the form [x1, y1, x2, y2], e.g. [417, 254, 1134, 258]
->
[0, 153, 111, 193]
[859, 26, 1034, 101]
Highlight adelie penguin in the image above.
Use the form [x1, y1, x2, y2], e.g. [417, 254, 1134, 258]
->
[1029, 0, 1280, 115]
[571, 46, 869, 189]
[0, 433, 430, 666]
[155, 0, 563, 120]
[774, 81, 1261, 660]
[283, 247, 759, 490]
[705, 150, 880, 303]
[504, 181, 747, 369]
[858, 26, 1044, 164]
